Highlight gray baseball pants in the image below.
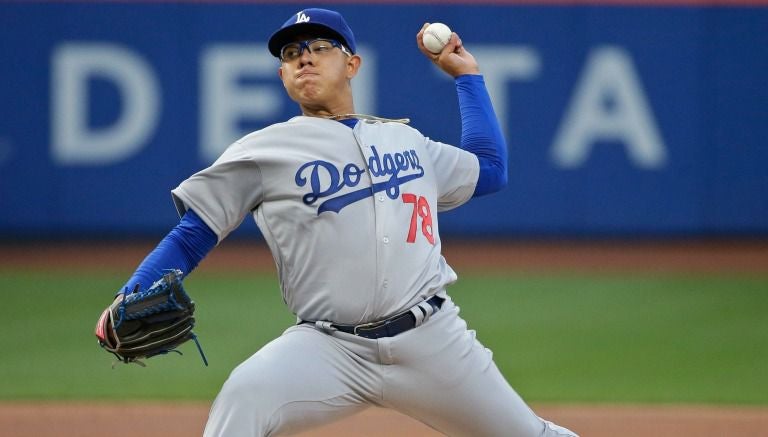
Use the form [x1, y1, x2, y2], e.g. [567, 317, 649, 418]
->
[203, 296, 578, 437]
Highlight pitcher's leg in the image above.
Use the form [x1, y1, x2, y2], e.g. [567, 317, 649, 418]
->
[383, 300, 578, 437]
[204, 325, 378, 437]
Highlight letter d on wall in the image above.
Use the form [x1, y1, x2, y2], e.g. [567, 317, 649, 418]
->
[51, 43, 160, 165]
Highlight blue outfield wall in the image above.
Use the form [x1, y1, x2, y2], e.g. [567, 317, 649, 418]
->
[0, 2, 767, 237]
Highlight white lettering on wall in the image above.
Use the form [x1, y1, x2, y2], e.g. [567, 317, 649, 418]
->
[48, 42, 663, 171]
[552, 46, 667, 169]
[51, 43, 159, 165]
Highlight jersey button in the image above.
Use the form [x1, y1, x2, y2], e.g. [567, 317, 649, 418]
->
[382, 237, 390, 244]
[378, 196, 385, 202]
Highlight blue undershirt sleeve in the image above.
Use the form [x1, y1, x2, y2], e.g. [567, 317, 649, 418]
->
[120, 209, 217, 294]
[455, 74, 508, 197]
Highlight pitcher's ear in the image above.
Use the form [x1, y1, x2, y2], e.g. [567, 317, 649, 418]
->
[347, 55, 362, 79]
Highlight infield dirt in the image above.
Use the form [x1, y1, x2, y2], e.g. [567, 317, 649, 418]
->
[3, 402, 768, 437]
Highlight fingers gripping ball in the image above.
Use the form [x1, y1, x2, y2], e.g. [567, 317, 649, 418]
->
[95, 269, 208, 366]
[422, 22, 452, 54]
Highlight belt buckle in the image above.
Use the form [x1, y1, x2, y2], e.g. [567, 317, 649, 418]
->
[352, 319, 386, 336]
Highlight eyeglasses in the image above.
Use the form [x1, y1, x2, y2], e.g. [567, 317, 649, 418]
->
[279, 38, 351, 62]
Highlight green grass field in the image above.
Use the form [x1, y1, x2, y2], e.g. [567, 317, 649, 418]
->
[1, 269, 766, 404]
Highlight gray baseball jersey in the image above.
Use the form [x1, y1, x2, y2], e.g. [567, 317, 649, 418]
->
[174, 115, 578, 436]
[172, 115, 478, 324]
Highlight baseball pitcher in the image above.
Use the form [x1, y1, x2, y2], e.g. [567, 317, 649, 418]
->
[95, 8, 579, 437]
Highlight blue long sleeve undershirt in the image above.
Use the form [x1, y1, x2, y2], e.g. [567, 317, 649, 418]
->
[455, 74, 508, 197]
[120, 209, 217, 293]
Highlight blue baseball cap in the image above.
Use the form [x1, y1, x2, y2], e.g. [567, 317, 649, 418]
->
[268, 8, 357, 58]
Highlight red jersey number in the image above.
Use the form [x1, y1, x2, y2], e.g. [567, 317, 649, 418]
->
[402, 193, 435, 245]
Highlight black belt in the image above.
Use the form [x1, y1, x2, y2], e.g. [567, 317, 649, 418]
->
[301, 295, 444, 339]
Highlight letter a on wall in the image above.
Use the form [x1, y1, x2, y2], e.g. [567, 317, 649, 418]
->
[551, 46, 667, 169]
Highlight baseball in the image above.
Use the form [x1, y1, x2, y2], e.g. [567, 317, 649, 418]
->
[422, 22, 452, 54]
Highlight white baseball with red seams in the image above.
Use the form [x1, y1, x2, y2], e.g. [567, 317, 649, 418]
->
[422, 22, 452, 53]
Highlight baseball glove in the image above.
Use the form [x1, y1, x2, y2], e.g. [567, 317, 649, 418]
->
[95, 269, 207, 367]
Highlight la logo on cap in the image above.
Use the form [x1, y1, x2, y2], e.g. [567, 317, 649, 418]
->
[296, 11, 310, 23]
